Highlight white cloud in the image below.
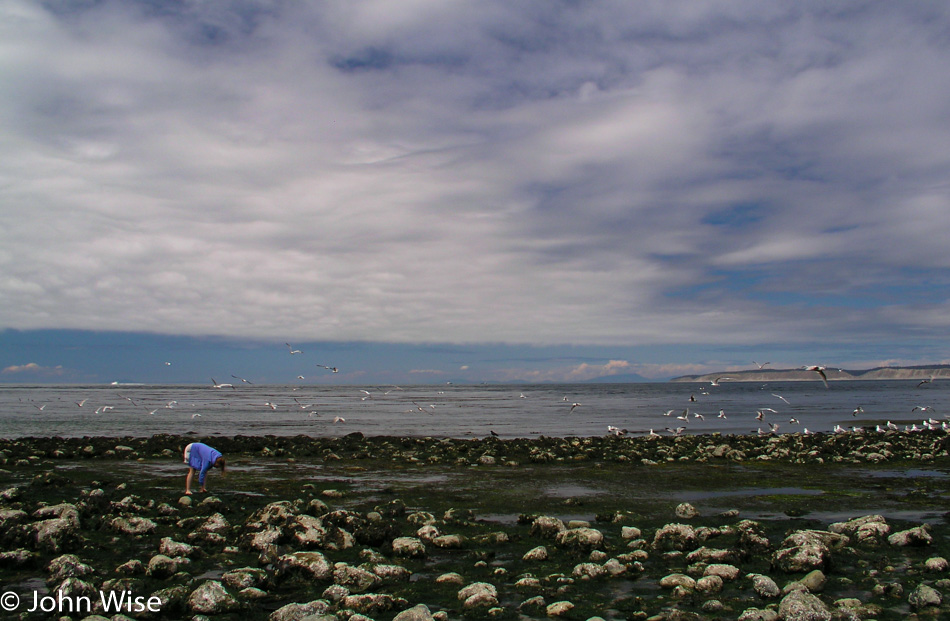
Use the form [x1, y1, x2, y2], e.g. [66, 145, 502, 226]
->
[1, 1, 949, 357]
[2, 362, 65, 376]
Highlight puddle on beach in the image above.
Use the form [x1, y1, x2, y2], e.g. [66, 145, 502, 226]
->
[853, 468, 950, 479]
[678, 486, 824, 501]
[542, 483, 603, 498]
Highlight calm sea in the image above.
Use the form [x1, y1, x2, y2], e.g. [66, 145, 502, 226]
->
[0, 381, 946, 439]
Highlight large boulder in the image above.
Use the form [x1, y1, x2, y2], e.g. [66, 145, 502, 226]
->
[31, 504, 81, 553]
[110, 516, 157, 536]
[47, 554, 94, 584]
[888, 525, 933, 547]
[908, 583, 943, 609]
[341, 593, 408, 615]
[530, 515, 566, 539]
[828, 515, 890, 544]
[393, 603, 435, 621]
[458, 582, 499, 609]
[222, 567, 268, 591]
[187, 580, 238, 614]
[772, 530, 848, 573]
[652, 523, 698, 551]
[778, 589, 831, 621]
[268, 599, 331, 621]
[391, 537, 426, 558]
[159, 537, 195, 557]
[555, 527, 604, 550]
[276, 551, 333, 582]
[248, 501, 298, 528]
[332, 563, 380, 592]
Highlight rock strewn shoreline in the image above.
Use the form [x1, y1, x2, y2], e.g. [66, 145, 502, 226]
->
[1, 455, 949, 621]
[2, 433, 950, 619]
[1, 430, 949, 466]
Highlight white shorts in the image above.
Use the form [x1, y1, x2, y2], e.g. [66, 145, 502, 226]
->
[183, 443, 193, 464]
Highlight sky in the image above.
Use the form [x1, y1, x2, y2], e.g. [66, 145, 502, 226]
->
[3, 1, 950, 385]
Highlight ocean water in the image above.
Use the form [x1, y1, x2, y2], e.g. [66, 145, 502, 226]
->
[0, 380, 946, 439]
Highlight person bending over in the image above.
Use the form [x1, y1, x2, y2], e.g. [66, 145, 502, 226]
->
[183, 442, 225, 495]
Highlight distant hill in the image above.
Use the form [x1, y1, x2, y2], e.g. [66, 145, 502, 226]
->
[670, 365, 950, 383]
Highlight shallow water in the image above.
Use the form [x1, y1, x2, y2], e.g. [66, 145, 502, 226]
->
[2, 380, 948, 439]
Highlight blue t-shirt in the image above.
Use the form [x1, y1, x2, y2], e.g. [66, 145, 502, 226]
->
[188, 443, 222, 485]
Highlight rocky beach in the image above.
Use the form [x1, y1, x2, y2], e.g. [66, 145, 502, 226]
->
[1, 431, 949, 620]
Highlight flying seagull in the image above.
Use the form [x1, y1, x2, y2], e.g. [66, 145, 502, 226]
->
[286, 343, 302, 354]
[211, 378, 234, 389]
[802, 365, 829, 388]
[231, 375, 253, 385]
[917, 374, 937, 388]
[317, 364, 339, 373]
[753, 361, 771, 369]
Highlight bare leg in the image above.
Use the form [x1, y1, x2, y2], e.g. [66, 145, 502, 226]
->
[185, 467, 195, 495]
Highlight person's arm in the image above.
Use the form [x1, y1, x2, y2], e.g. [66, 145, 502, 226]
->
[185, 467, 195, 495]
[199, 463, 212, 492]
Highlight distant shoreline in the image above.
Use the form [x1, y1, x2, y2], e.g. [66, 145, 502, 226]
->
[670, 365, 950, 383]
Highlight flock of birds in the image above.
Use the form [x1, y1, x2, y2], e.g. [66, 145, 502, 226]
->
[13, 355, 950, 440]
[633, 362, 949, 439]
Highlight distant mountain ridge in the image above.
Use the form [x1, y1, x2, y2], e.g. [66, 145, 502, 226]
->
[671, 364, 950, 383]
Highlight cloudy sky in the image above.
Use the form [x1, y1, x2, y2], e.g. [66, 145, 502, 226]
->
[3, 1, 950, 384]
